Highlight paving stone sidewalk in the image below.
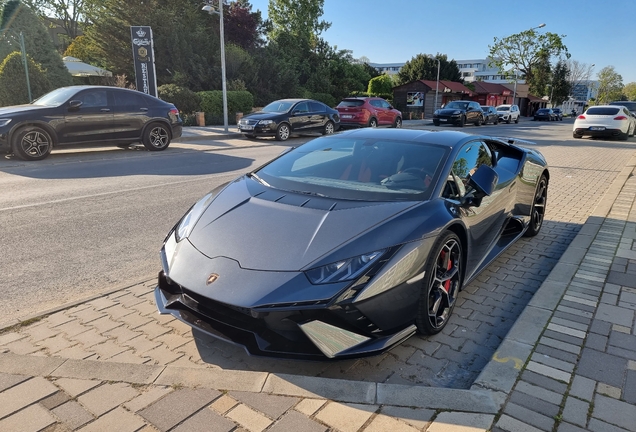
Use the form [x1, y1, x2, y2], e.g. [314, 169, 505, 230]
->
[0, 147, 635, 431]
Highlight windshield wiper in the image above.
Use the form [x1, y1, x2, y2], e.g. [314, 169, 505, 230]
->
[247, 172, 270, 187]
[290, 189, 327, 197]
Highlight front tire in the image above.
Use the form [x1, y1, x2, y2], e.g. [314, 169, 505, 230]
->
[514, 115, 519, 124]
[458, 116, 465, 127]
[524, 174, 548, 237]
[12, 126, 53, 161]
[416, 231, 462, 335]
[433, 120, 440, 126]
[275, 123, 290, 141]
[506, 116, 511, 124]
[475, 115, 483, 126]
[142, 123, 171, 151]
[494, 117, 499, 125]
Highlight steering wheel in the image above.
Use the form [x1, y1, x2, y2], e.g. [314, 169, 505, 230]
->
[401, 167, 432, 179]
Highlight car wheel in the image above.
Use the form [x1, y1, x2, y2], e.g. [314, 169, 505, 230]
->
[523, 175, 548, 237]
[416, 231, 462, 335]
[619, 131, 629, 141]
[515, 115, 519, 124]
[12, 126, 53, 161]
[393, 117, 402, 128]
[573, 133, 582, 139]
[322, 121, 335, 135]
[368, 118, 378, 128]
[494, 117, 499, 125]
[506, 117, 511, 124]
[475, 115, 483, 126]
[275, 123, 290, 141]
[629, 124, 635, 137]
[458, 116, 465, 127]
[142, 123, 171, 151]
[433, 120, 440, 126]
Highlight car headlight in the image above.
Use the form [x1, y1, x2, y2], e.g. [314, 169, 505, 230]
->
[174, 192, 215, 242]
[453, 110, 461, 115]
[305, 250, 385, 284]
[0, 119, 11, 127]
[258, 119, 275, 125]
[434, 110, 440, 115]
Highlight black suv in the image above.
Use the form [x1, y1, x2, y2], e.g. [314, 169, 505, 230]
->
[609, 101, 636, 117]
[433, 100, 484, 127]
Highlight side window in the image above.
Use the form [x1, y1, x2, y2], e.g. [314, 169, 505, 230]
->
[369, 100, 379, 108]
[309, 101, 325, 113]
[76, 90, 108, 108]
[451, 142, 493, 196]
[113, 90, 146, 108]
[294, 102, 309, 114]
[380, 100, 391, 109]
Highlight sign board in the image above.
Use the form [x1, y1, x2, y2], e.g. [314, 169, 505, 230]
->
[407, 92, 424, 107]
[130, 26, 158, 97]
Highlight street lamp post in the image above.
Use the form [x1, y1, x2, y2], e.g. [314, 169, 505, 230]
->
[512, 23, 545, 105]
[202, 1, 229, 133]
[429, 55, 440, 111]
[583, 63, 595, 112]
[2, 30, 32, 102]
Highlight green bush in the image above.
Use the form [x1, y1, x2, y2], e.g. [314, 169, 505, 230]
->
[197, 90, 254, 120]
[158, 84, 201, 114]
[0, 52, 50, 106]
[346, 91, 393, 103]
[310, 92, 336, 108]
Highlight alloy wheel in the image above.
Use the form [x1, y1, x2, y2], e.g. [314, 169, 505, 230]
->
[20, 131, 51, 158]
[531, 178, 547, 231]
[149, 126, 169, 148]
[427, 239, 461, 330]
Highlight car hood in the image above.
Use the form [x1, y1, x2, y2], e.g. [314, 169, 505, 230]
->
[437, 108, 465, 115]
[187, 178, 418, 271]
[243, 111, 285, 121]
[0, 104, 50, 116]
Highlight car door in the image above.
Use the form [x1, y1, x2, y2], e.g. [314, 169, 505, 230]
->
[466, 102, 479, 123]
[308, 101, 327, 131]
[289, 101, 311, 132]
[447, 140, 510, 276]
[60, 89, 114, 144]
[111, 89, 150, 142]
[377, 99, 394, 125]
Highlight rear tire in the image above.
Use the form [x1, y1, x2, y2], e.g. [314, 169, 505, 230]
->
[573, 133, 582, 139]
[514, 115, 519, 124]
[323, 121, 335, 135]
[393, 117, 402, 128]
[619, 131, 629, 141]
[142, 123, 171, 151]
[416, 231, 462, 335]
[524, 175, 548, 237]
[12, 126, 53, 161]
[368, 118, 378, 128]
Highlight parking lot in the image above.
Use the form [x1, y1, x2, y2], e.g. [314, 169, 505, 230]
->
[1, 119, 635, 389]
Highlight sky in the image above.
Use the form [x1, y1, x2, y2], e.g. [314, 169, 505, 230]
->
[247, 0, 636, 84]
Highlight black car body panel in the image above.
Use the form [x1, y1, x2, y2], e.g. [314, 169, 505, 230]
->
[238, 99, 340, 139]
[0, 86, 182, 160]
[534, 108, 555, 121]
[155, 128, 549, 359]
[480, 106, 499, 124]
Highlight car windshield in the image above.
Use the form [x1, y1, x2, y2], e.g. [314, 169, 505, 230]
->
[262, 100, 295, 113]
[586, 107, 620, 116]
[256, 135, 448, 201]
[337, 100, 364, 108]
[480, 106, 491, 112]
[496, 106, 510, 111]
[445, 101, 468, 110]
[31, 87, 79, 106]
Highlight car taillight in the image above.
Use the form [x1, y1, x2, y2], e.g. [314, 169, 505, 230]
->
[614, 116, 627, 120]
[169, 108, 179, 115]
[577, 115, 586, 119]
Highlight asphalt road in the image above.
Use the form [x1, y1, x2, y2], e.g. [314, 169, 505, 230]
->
[0, 140, 293, 327]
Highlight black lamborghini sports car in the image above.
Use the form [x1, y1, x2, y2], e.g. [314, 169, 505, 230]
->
[155, 128, 548, 359]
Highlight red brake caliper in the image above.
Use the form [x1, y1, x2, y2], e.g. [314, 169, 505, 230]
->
[440, 250, 452, 294]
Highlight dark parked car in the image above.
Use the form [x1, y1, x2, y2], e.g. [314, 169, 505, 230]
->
[480, 106, 499, 125]
[336, 97, 402, 128]
[534, 108, 555, 121]
[552, 108, 563, 121]
[433, 100, 484, 127]
[238, 99, 340, 141]
[0, 85, 182, 161]
[609, 101, 636, 117]
[154, 128, 549, 359]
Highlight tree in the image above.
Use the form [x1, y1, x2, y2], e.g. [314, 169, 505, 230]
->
[565, 60, 594, 95]
[595, 66, 623, 104]
[488, 27, 569, 92]
[267, 0, 330, 46]
[549, 59, 571, 107]
[367, 74, 393, 95]
[396, 54, 460, 85]
[22, 0, 88, 44]
[0, 0, 73, 88]
[623, 82, 636, 101]
[0, 51, 50, 106]
[225, 0, 265, 51]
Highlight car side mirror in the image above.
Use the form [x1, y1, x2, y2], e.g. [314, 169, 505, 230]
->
[68, 100, 82, 111]
[463, 165, 498, 207]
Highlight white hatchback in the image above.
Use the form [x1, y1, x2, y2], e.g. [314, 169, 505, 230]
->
[573, 105, 635, 140]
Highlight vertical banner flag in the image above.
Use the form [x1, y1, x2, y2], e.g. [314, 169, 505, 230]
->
[130, 26, 158, 97]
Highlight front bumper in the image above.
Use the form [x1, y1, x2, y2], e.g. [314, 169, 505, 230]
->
[154, 272, 416, 359]
[434, 115, 462, 125]
[238, 122, 278, 136]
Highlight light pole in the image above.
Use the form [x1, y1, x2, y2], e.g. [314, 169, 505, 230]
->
[1, 30, 32, 102]
[583, 63, 595, 112]
[429, 55, 440, 111]
[512, 23, 545, 105]
[202, 1, 229, 133]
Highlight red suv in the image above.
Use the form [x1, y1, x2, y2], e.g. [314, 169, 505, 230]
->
[336, 97, 402, 128]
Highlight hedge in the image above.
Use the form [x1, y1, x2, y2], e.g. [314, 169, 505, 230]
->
[158, 84, 201, 114]
[197, 90, 254, 118]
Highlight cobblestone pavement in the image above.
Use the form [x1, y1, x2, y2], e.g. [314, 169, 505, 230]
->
[0, 130, 635, 431]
